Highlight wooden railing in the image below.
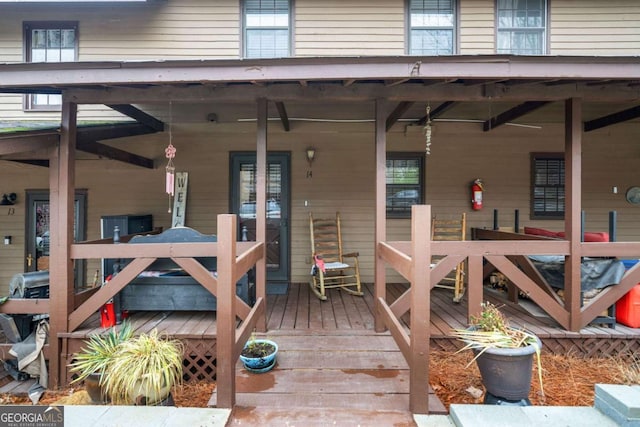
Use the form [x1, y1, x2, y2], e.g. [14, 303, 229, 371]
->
[376, 205, 640, 414]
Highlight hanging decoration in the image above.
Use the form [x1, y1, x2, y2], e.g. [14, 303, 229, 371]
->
[424, 103, 432, 155]
[165, 102, 176, 213]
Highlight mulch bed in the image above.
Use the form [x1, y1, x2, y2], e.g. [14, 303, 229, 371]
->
[0, 351, 628, 410]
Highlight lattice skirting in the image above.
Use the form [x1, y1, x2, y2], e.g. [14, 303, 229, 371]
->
[431, 337, 639, 358]
[180, 338, 217, 382]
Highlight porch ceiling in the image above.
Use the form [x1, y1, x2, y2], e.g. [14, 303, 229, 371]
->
[1, 55, 640, 163]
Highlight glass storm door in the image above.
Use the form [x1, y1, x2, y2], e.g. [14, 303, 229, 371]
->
[231, 153, 290, 289]
[26, 190, 87, 290]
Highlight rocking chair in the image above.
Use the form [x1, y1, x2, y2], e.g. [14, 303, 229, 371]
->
[309, 212, 363, 300]
[431, 213, 467, 303]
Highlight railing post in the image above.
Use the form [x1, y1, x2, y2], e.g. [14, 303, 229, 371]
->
[409, 205, 431, 414]
[216, 214, 237, 408]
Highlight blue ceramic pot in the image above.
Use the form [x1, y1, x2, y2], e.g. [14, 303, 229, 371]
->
[239, 339, 278, 373]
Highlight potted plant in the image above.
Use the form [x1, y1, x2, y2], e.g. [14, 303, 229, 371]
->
[239, 334, 278, 373]
[101, 329, 184, 405]
[450, 301, 544, 404]
[68, 320, 133, 403]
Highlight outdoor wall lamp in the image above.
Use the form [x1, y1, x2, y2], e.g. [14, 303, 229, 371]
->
[0, 193, 16, 206]
[4, 236, 11, 245]
[306, 147, 316, 167]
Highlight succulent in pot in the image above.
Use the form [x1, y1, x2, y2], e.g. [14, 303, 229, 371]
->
[239, 335, 278, 373]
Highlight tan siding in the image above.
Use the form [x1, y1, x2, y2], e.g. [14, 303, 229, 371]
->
[550, 1, 640, 55]
[459, 0, 495, 54]
[295, 0, 405, 56]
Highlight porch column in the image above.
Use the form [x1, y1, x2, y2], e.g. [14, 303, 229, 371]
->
[564, 98, 582, 331]
[49, 99, 77, 387]
[374, 99, 388, 333]
[255, 97, 268, 332]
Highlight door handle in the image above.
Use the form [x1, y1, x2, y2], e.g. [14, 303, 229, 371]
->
[26, 253, 33, 267]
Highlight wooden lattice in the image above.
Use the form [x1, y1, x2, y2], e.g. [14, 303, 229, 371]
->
[180, 339, 217, 382]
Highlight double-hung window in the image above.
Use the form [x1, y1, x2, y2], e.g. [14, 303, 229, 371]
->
[386, 153, 425, 218]
[531, 153, 564, 219]
[497, 0, 546, 55]
[24, 22, 78, 110]
[409, 0, 456, 55]
[243, 0, 291, 58]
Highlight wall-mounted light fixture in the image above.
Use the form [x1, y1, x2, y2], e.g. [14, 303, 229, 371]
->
[306, 147, 316, 167]
[0, 193, 16, 206]
[4, 236, 11, 245]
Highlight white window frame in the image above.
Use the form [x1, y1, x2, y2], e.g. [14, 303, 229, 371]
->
[408, 0, 456, 55]
[496, 0, 547, 55]
[242, 0, 291, 59]
[24, 21, 78, 111]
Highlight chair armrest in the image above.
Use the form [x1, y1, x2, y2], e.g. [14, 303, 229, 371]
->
[343, 252, 359, 258]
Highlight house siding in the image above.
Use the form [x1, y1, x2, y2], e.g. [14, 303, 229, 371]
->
[459, 0, 495, 54]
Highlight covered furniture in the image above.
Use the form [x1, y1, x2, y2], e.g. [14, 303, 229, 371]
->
[431, 213, 467, 303]
[115, 226, 254, 311]
[309, 212, 363, 300]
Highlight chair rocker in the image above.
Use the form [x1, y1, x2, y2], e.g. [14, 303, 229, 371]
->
[431, 213, 467, 303]
[309, 212, 363, 301]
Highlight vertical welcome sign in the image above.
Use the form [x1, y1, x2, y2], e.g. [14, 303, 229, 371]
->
[172, 172, 188, 227]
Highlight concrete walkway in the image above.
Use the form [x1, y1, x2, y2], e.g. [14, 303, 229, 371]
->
[64, 406, 231, 427]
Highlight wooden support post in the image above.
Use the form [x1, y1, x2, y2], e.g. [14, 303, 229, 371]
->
[374, 98, 388, 333]
[467, 255, 484, 321]
[409, 205, 430, 414]
[50, 100, 77, 387]
[255, 97, 267, 332]
[216, 214, 237, 408]
[565, 98, 583, 331]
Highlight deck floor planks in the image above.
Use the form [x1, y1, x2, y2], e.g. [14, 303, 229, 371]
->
[294, 281, 311, 329]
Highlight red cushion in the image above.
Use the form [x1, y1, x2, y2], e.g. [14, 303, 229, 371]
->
[524, 227, 562, 238]
[524, 227, 609, 242]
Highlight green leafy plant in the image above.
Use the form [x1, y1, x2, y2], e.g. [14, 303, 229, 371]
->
[102, 329, 184, 405]
[451, 301, 544, 396]
[69, 320, 133, 383]
[241, 333, 276, 358]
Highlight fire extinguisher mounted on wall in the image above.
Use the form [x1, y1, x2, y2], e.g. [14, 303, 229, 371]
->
[471, 178, 483, 210]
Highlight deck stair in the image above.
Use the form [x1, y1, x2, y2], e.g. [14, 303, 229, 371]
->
[210, 330, 447, 424]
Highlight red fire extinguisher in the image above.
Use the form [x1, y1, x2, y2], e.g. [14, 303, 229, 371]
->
[471, 178, 484, 211]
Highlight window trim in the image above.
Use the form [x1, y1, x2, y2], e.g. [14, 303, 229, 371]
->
[23, 21, 78, 111]
[241, 0, 293, 59]
[530, 152, 565, 220]
[495, 0, 548, 55]
[406, 0, 458, 56]
[386, 152, 425, 219]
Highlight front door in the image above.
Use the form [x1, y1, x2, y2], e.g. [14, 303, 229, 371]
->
[231, 153, 290, 293]
[25, 190, 87, 290]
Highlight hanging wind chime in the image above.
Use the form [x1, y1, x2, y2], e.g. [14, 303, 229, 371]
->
[424, 104, 432, 155]
[165, 102, 176, 213]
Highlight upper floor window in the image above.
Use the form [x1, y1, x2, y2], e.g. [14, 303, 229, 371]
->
[386, 153, 425, 218]
[531, 153, 564, 219]
[497, 0, 546, 55]
[24, 22, 78, 110]
[243, 0, 290, 59]
[409, 0, 456, 55]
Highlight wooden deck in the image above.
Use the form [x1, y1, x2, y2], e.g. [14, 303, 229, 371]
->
[4, 281, 637, 415]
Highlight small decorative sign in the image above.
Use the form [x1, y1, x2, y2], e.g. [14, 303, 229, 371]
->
[172, 172, 188, 227]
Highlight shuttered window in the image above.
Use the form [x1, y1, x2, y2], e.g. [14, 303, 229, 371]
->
[409, 0, 455, 55]
[24, 22, 78, 110]
[531, 153, 564, 219]
[243, 0, 290, 58]
[497, 0, 546, 55]
[386, 153, 425, 218]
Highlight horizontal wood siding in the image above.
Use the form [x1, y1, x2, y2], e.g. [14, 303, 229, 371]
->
[550, 1, 640, 55]
[459, 0, 495, 54]
[295, 0, 405, 56]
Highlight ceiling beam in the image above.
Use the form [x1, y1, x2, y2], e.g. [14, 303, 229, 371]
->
[416, 101, 456, 126]
[0, 131, 58, 155]
[385, 101, 415, 132]
[76, 141, 154, 168]
[584, 105, 640, 132]
[483, 101, 551, 132]
[76, 122, 159, 144]
[106, 104, 165, 131]
[274, 101, 290, 132]
[5, 159, 49, 168]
